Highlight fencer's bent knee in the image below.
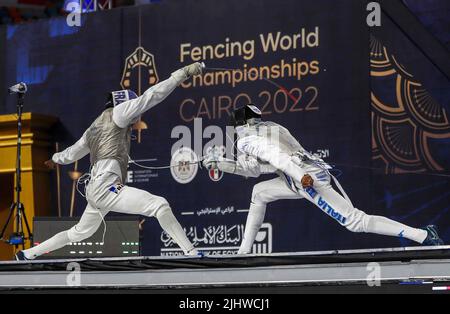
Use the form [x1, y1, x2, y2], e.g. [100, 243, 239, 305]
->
[68, 224, 98, 242]
[251, 182, 272, 205]
[152, 197, 171, 218]
[343, 208, 371, 233]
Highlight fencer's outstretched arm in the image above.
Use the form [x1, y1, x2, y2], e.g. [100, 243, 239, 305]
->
[112, 76, 179, 128]
[52, 131, 90, 165]
[237, 135, 306, 182]
[214, 155, 276, 178]
[113, 63, 202, 128]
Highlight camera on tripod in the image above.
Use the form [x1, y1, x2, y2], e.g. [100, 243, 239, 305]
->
[0, 82, 33, 249]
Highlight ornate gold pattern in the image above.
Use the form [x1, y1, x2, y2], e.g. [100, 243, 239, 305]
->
[120, 46, 159, 144]
[371, 35, 450, 174]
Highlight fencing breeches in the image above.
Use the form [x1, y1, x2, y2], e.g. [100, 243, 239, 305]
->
[303, 182, 427, 243]
[238, 172, 428, 254]
[238, 177, 302, 254]
[23, 172, 195, 259]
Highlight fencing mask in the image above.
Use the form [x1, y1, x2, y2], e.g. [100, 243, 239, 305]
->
[230, 104, 262, 127]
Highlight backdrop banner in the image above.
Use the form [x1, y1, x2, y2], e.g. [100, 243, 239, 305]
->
[2, 0, 448, 255]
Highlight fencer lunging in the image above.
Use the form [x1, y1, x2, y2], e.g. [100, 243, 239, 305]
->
[203, 104, 444, 254]
[16, 63, 204, 260]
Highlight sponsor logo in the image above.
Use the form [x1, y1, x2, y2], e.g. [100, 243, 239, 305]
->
[317, 197, 347, 225]
[252, 223, 272, 254]
[126, 170, 134, 183]
[181, 206, 236, 217]
[126, 169, 159, 184]
[170, 147, 199, 184]
[160, 222, 273, 256]
[209, 168, 224, 182]
[127, 157, 160, 183]
[197, 206, 234, 216]
[205, 146, 225, 182]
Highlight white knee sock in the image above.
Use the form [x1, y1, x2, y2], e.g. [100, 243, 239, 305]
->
[238, 203, 267, 254]
[156, 208, 195, 255]
[366, 215, 427, 243]
[22, 231, 71, 260]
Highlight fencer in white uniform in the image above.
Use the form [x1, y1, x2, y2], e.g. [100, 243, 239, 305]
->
[16, 63, 203, 260]
[203, 104, 444, 254]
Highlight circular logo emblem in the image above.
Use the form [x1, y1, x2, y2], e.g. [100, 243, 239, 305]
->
[170, 147, 199, 184]
[205, 145, 225, 182]
[208, 168, 224, 182]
